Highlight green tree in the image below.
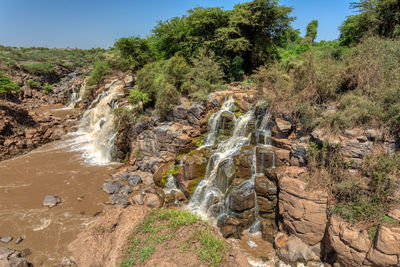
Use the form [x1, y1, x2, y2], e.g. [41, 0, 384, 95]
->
[305, 20, 318, 45]
[114, 37, 153, 71]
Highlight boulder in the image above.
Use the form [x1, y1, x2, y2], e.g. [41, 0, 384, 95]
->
[0, 247, 29, 267]
[0, 237, 12, 243]
[228, 182, 255, 212]
[42, 195, 61, 208]
[128, 175, 142, 186]
[143, 193, 163, 208]
[176, 152, 206, 181]
[221, 218, 242, 239]
[375, 226, 400, 256]
[108, 193, 130, 208]
[102, 181, 123, 194]
[274, 232, 320, 263]
[279, 176, 328, 246]
[275, 118, 292, 137]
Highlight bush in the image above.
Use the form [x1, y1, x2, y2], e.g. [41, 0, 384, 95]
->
[86, 60, 109, 87]
[0, 73, 20, 94]
[181, 49, 225, 100]
[43, 84, 53, 94]
[27, 80, 40, 88]
[128, 88, 150, 106]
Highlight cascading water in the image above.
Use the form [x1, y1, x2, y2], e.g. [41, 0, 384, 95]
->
[189, 107, 255, 217]
[67, 82, 86, 109]
[189, 102, 276, 234]
[68, 79, 127, 165]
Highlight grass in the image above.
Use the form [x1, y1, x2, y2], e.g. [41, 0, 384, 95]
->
[121, 208, 227, 267]
[191, 230, 226, 267]
[43, 84, 52, 94]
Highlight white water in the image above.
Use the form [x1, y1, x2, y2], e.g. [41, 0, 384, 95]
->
[201, 98, 236, 148]
[68, 79, 127, 165]
[189, 109, 254, 217]
[67, 82, 87, 109]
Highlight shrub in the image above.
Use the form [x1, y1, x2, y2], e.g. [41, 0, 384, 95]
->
[43, 84, 53, 94]
[0, 73, 20, 94]
[86, 60, 109, 87]
[181, 49, 225, 100]
[128, 88, 150, 106]
[27, 80, 40, 88]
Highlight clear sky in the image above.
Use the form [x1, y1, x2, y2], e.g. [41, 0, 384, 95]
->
[0, 0, 355, 49]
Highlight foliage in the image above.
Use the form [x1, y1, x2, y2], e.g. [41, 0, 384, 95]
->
[43, 84, 53, 94]
[0, 73, 20, 94]
[339, 0, 400, 46]
[27, 80, 40, 88]
[255, 36, 400, 132]
[128, 88, 150, 106]
[181, 49, 225, 100]
[114, 37, 153, 71]
[304, 20, 318, 44]
[86, 60, 109, 87]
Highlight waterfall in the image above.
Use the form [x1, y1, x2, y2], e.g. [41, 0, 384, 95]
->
[68, 79, 126, 165]
[189, 102, 276, 234]
[201, 98, 236, 148]
[67, 82, 86, 109]
[189, 109, 254, 217]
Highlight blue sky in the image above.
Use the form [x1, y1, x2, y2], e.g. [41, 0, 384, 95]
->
[0, 0, 355, 49]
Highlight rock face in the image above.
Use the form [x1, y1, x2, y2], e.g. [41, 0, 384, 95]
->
[275, 232, 320, 263]
[278, 173, 328, 246]
[0, 247, 29, 267]
[327, 215, 400, 266]
[42, 195, 61, 208]
[68, 206, 148, 267]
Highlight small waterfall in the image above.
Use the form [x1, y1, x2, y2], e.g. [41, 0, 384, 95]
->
[69, 79, 126, 165]
[189, 109, 254, 217]
[201, 98, 236, 148]
[67, 82, 86, 109]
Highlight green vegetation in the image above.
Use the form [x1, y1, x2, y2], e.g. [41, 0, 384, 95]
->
[86, 61, 109, 87]
[0, 46, 101, 72]
[304, 20, 319, 45]
[308, 141, 400, 224]
[27, 80, 40, 88]
[121, 208, 227, 266]
[0, 73, 20, 94]
[128, 88, 150, 106]
[43, 84, 53, 94]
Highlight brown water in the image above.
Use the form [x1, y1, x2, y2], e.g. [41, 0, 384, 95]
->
[0, 105, 120, 266]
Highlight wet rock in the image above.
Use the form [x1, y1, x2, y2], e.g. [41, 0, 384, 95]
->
[153, 161, 174, 187]
[176, 152, 206, 181]
[233, 145, 253, 181]
[228, 182, 255, 212]
[257, 196, 276, 213]
[102, 181, 123, 194]
[256, 147, 275, 172]
[260, 218, 275, 243]
[15, 237, 23, 245]
[274, 232, 319, 263]
[221, 218, 242, 239]
[255, 175, 277, 197]
[128, 175, 142, 186]
[0, 237, 12, 243]
[187, 102, 205, 126]
[43, 195, 61, 208]
[0, 247, 29, 267]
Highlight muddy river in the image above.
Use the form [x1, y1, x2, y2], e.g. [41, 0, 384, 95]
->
[0, 105, 120, 266]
